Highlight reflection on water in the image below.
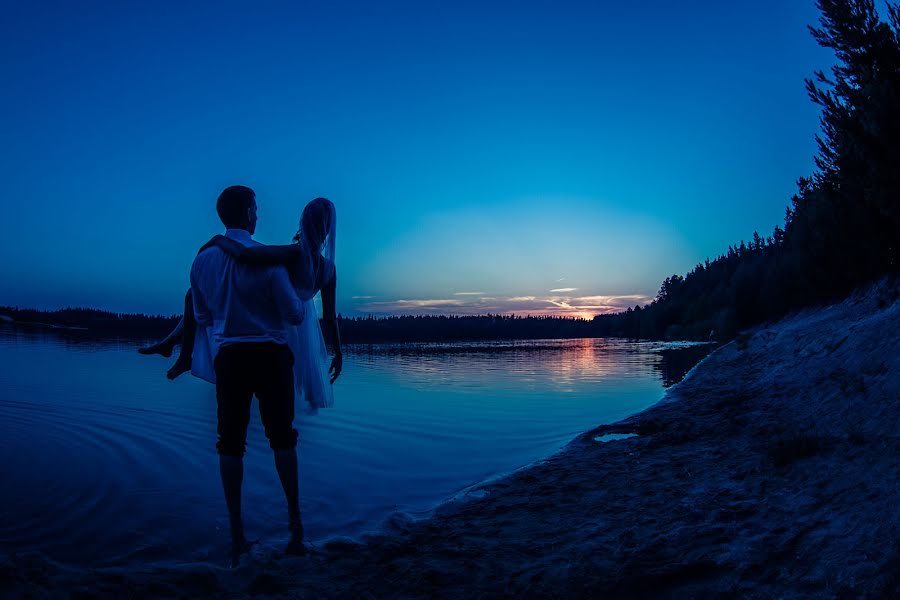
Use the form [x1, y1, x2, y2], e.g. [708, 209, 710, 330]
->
[656, 343, 717, 387]
[0, 327, 711, 567]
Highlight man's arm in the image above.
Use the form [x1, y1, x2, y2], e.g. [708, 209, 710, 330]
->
[270, 266, 304, 325]
[190, 258, 213, 327]
[211, 235, 302, 265]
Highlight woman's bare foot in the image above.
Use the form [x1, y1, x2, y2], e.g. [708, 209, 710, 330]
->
[138, 340, 175, 358]
[166, 357, 192, 380]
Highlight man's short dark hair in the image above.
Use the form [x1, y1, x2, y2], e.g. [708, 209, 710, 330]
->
[216, 185, 255, 228]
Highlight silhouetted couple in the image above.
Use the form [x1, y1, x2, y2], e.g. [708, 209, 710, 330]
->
[140, 185, 342, 566]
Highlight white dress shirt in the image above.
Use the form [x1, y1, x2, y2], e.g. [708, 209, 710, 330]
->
[190, 229, 303, 362]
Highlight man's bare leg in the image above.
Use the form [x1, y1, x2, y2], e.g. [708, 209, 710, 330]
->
[219, 455, 249, 566]
[274, 448, 305, 555]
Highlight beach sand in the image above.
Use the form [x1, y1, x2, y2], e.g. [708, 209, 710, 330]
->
[3, 278, 898, 598]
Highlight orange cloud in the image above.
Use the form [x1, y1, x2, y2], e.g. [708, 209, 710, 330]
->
[351, 292, 652, 318]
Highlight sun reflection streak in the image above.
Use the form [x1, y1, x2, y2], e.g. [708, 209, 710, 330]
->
[350, 339, 664, 395]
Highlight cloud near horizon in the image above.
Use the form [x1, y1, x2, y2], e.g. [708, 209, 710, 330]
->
[350, 292, 652, 320]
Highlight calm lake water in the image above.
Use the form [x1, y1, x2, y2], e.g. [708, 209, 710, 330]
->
[0, 328, 710, 567]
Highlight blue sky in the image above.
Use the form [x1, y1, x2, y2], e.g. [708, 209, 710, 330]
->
[1, 1, 835, 318]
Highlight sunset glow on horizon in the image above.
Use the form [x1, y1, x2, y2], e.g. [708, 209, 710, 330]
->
[348, 292, 653, 319]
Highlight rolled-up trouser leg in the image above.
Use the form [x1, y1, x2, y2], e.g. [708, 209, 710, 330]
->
[214, 345, 254, 457]
[256, 343, 298, 452]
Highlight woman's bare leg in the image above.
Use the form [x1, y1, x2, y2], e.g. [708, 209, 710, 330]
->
[167, 289, 196, 380]
[138, 318, 184, 357]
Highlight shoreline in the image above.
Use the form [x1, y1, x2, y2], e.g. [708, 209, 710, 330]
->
[3, 280, 898, 598]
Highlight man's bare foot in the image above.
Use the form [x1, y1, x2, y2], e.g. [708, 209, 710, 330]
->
[138, 341, 174, 358]
[285, 533, 308, 557]
[166, 358, 192, 380]
[229, 538, 255, 568]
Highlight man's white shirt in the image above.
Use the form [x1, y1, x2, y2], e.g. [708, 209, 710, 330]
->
[190, 229, 303, 360]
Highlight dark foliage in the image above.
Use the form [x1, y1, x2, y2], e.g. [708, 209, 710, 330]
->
[0, 305, 597, 344]
[335, 314, 593, 343]
[0, 306, 180, 339]
[594, 0, 900, 341]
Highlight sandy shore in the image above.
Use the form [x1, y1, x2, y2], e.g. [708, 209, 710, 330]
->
[3, 279, 898, 599]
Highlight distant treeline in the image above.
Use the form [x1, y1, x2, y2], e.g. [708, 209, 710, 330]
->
[0, 307, 180, 339]
[595, 0, 900, 341]
[335, 314, 594, 343]
[0, 307, 597, 344]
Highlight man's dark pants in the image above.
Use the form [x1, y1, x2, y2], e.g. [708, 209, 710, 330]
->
[213, 342, 298, 456]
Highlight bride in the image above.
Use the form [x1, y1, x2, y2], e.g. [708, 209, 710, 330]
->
[140, 197, 342, 411]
